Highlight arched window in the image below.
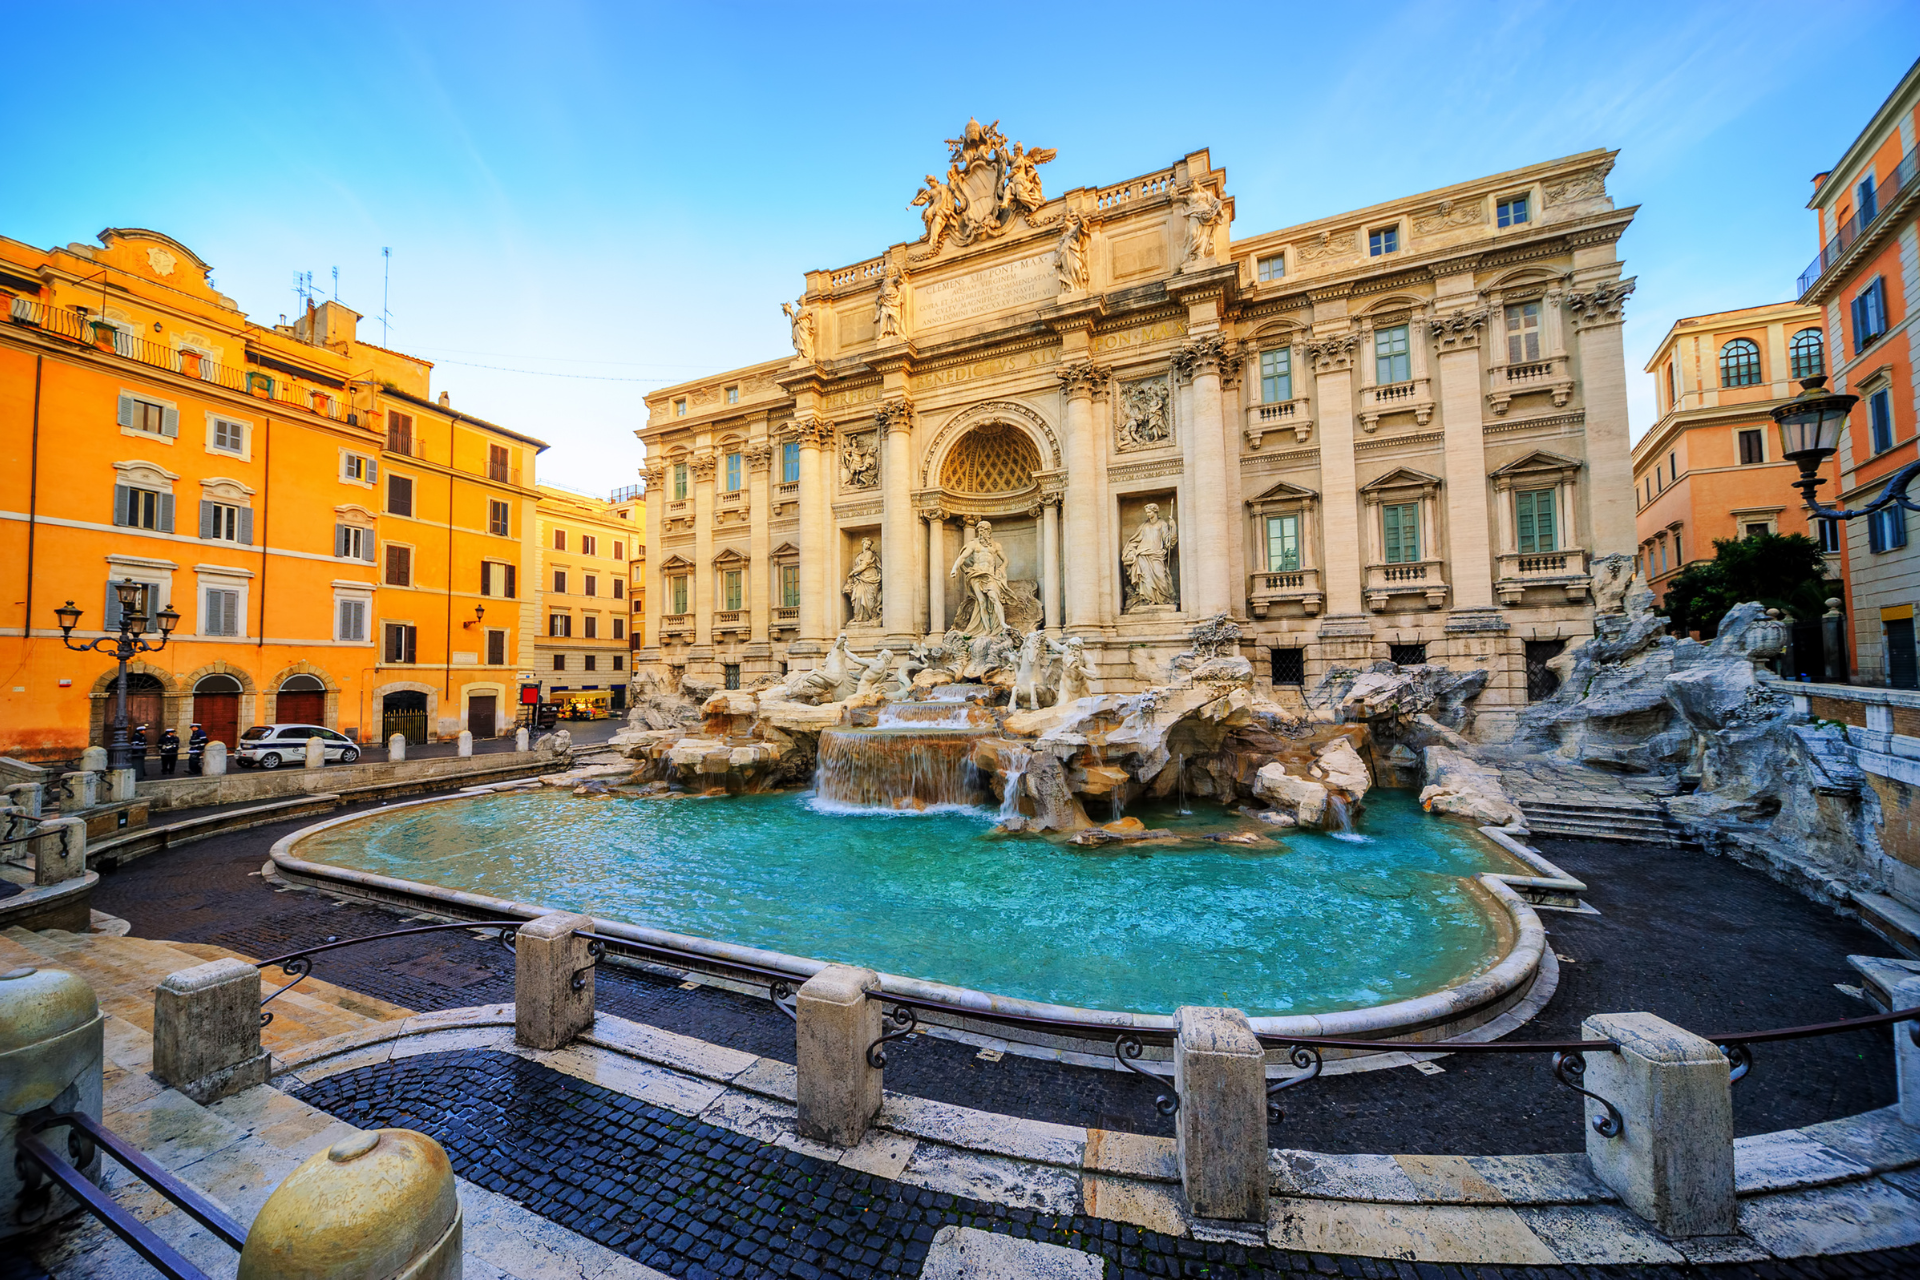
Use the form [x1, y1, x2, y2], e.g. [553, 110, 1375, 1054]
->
[1789, 328, 1825, 380]
[1719, 339, 1762, 388]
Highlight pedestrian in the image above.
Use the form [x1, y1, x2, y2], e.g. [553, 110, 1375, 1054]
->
[129, 724, 149, 778]
[158, 727, 180, 775]
[186, 723, 208, 776]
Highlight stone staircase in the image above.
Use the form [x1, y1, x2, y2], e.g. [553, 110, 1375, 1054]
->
[1514, 795, 1696, 847]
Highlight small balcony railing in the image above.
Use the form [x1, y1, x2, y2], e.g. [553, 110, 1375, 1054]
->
[1358, 378, 1432, 430]
[1799, 149, 1917, 296]
[1496, 548, 1591, 605]
[609, 484, 643, 502]
[1247, 567, 1323, 618]
[1364, 559, 1448, 610]
[1243, 399, 1314, 448]
[1487, 356, 1574, 415]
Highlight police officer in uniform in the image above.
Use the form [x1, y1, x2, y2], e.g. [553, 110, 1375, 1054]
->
[129, 724, 149, 778]
[187, 723, 209, 775]
[158, 727, 181, 775]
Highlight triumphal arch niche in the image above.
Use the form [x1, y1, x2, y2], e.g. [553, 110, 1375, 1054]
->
[636, 117, 1637, 735]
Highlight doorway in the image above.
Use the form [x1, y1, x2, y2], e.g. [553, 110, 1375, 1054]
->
[277, 674, 326, 726]
[192, 674, 243, 748]
[382, 691, 429, 745]
[104, 673, 167, 746]
[1889, 619, 1918, 690]
[468, 694, 497, 739]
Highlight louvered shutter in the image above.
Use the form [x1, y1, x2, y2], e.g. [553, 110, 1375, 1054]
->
[480, 562, 491, 596]
[157, 493, 174, 533]
[161, 406, 179, 437]
[200, 501, 216, 539]
[105, 583, 121, 631]
[238, 508, 253, 545]
[335, 525, 348, 557]
[505, 564, 516, 598]
[360, 534, 376, 564]
[114, 484, 132, 527]
[404, 626, 417, 664]
[1515, 492, 1535, 554]
[117, 393, 134, 428]
[367, 458, 377, 483]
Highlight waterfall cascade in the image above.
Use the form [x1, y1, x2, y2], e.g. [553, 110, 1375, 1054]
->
[816, 725, 987, 810]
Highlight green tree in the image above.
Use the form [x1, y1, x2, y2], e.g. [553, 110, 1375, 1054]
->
[1658, 531, 1841, 638]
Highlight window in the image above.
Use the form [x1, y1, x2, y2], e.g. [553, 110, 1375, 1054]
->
[113, 483, 173, 532]
[1719, 339, 1761, 387]
[1368, 226, 1398, 256]
[1853, 278, 1888, 352]
[612, 579, 624, 600]
[488, 443, 511, 482]
[725, 385, 739, 405]
[1858, 173, 1878, 222]
[1515, 489, 1557, 553]
[780, 564, 800, 608]
[1669, 451, 1677, 482]
[335, 525, 374, 562]
[672, 464, 689, 500]
[669, 575, 690, 614]
[199, 500, 252, 543]
[553, 569, 568, 594]
[613, 618, 625, 640]
[1388, 643, 1428, 666]
[553, 654, 566, 671]
[210, 417, 246, 454]
[581, 535, 597, 556]
[782, 442, 800, 484]
[613, 541, 625, 560]
[341, 452, 376, 483]
[553, 528, 567, 551]
[1870, 388, 1895, 453]
[480, 561, 516, 598]
[386, 411, 413, 455]
[1673, 530, 1682, 563]
[725, 452, 743, 492]
[488, 499, 510, 537]
[1270, 647, 1305, 686]
[1738, 429, 1765, 465]
[486, 629, 507, 666]
[117, 393, 176, 437]
[1259, 348, 1292, 403]
[104, 581, 159, 631]
[1381, 502, 1420, 563]
[673, 397, 687, 417]
[614, 655, 624, 670]
[384, 544, 411, 587]
[1743, 522, 1772, 539]
[387, 473, 413, 517]
[383, 623, 417, 664]
[1256, 253, 1285, 283]
[1505, 302, 1542, 364]
[1868, 504, 1908, 553]
[335, 598, 368, 642]
[722, 569, 744, 611]
[584, 654, 597, 671]
[1265, 515, 1300, 572]
[1789, 328, 1825, 380]
[584, 615, 599, 639]
[549, 613, 573, 637]
[1666, 361, 1677, 407]
[202, 587, 240, 637]
[1819, 518, 1843, 552]
[1374, 324, 1411, 385]
[1496, 194, 1530, 227]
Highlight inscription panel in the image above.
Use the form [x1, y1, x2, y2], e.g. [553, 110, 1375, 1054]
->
[915, 252, 1057, 329]
[910, 346, 1060, 395]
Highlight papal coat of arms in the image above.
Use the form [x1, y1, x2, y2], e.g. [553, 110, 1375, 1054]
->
[909, 118, 1057, 256]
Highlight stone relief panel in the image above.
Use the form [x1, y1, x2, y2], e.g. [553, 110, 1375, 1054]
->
[839, 429, 879, 491]
[1115, 375, 1173, 452]
[1411, 198, 1485, 235]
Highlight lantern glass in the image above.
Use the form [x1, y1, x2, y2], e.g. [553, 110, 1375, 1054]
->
[54, 600, 82, 632]
[1772, 376, 1858, 467]
[157, 604, 181, 635]
[113, 579, 144, 611]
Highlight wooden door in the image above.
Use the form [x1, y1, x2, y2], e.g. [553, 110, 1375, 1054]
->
[194, 693, 240, 749]
[468, 695, 497, 739]
[277, 690, 325, 725]
[124, 688, 164, 737]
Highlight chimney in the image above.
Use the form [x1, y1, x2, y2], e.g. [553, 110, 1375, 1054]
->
[438, 391, 450, 408]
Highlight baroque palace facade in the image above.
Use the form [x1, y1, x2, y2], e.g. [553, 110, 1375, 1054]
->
[636, 126, 1638, 735]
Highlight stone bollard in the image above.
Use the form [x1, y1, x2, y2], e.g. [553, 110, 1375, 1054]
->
[388, 733, 406, 763]
[514, 913, 596, 1050]
[456, 730, 473, 758]
[1580, 1012, 1735, 1237]
[106, 767, 136, 802]
[304, 736, 326, 770]
[31, 818, 85, 886]
[62, 771, 98, 809]
[153, 958, 271, 1103]
[1894, 976, 1920, 1128]
[1, 966, 105, 1240]
[516, 727, 530, 753]
[1173, 1006, 1269, 1222]
[238, 1128, 461, 1279]
[80, 746, 107, 773]
[795, 964, 883, 1147]
[5, 783, 42, 819]
[204, 741, 228, 775]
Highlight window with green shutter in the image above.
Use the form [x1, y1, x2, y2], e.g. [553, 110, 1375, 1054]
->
[1375, 326, 1411, 385]
[780, 564, 800, 607]
[1382, 502, 1420, 563]
[672, 464, 689, 500]
[1260, 349, 1291, 404]
[722, 569, 744, 611]
[1515, 489, 1557, 554]
[670, 575, 690, 614]
[1265, 515, 1300, 572]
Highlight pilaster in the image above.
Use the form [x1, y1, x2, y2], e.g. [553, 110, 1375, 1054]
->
[1174, 336, 1235, 616]
[794, 415, 831, 649]
[746, 439, 773, 647]
[690, 450, 716, 650]
[1430, 307, 1494, 610]
[878, 399, 916, 642]
[1567, 277, 1637, 557]
[1306, 332, 1362, 616]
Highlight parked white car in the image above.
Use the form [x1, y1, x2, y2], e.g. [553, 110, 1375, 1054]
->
[234, 724, 361, 769]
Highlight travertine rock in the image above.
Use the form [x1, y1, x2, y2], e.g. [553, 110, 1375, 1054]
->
[1310, 737, 1371, 802]
[1419, 746, 1524, 827]
[1252, 762, 1328, 828]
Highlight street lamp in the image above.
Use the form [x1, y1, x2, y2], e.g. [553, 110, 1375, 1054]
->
[463, 604, 485, 629]
[1772, 375, 1918, 520]
[56, 581, 180, 774]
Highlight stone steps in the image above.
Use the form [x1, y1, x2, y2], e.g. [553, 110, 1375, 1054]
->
[1515, 799, 1696, 848]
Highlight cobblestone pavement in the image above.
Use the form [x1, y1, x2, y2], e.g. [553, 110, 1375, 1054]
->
[291, 1046, 1920, 1280]
[93, 807, 1899, 1155]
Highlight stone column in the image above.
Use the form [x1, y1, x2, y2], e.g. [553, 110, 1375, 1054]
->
[879, 402, 915, 641]
[691, 452, 717, 653]
[1173, 1006, 1268, 1222]
[925, 513, 946, 637]
[1580, 1011, 1735, 1237]
[641, 464, 667, 654]
[1894, 975, 1920, 1127]
[1569, 280, 1637, 557]
[1178, 338, 1233, 618]
[153, 958, 270, 1103]
[32, 817, 85, 886]
[304, 737, 326, 769]
[1040, 499, 1061, 632]
[748, 441, 773, 651]
[795, 964, 883, 1147]
[796, 418, 830, 647]
[1059, 364, 1105, 631]
[1433, 313, 1495, 610]
[514, 912, 596, 1051]
[1311, 337, 1363, 616]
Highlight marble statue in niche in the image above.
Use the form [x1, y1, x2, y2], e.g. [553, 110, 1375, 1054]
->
[1178, 183, 1224, 264]
[1116, 375, 1172, 451]
[844, 537, 883, 624]
[840, 430, 878, 490]
[874, 269, 905, 341]
[1122, 503, 1178, 612]
[781, 298, 816, 362]
[911, 174, 959, 253]
[1054, 211, 1089, 292]
[948, 520, 1010, 634]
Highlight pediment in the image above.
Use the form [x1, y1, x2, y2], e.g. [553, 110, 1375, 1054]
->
[712, 547, 749, 565]
[1249, 479, 1319, 503]
[769, 542, 799, 559]
[1359, 466, 1442, 493]
[658, 554, 695, 571]
[1490, 449, 1582, 479]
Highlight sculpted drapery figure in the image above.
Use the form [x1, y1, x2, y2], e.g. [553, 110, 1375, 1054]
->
[781, 298, 815, 362]
[844, 537, 883, 624]
[1116, 376, 1171, 450]
[948, 519, 1010, 635]
[1178, 183, 1224, 264]
[1054, 211, 1089, 292]
[1052, 637, 1093, 706]
[1122, 503, 1178, 610]
[839, 431, 878, 490]
[1004, 141, 1057, 218]
[874, 270, 905, 341]
[910, 175, 958, 252]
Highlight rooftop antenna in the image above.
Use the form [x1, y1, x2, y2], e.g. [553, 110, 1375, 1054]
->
[381, 247, 391, 345]
[331, 266, 339, 301]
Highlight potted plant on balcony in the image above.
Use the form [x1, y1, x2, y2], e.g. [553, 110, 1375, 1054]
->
[89, 320, 119, 351]
[179, 350, 202, 378]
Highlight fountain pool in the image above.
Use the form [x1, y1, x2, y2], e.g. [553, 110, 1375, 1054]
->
[280, 788, 1536, 1020]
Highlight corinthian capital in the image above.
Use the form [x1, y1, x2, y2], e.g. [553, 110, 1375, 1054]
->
[1565, 276, 1636, 329]
[688, 452, 718, 481]
[789, 414, 832, 448]
[875, 398, 914, 434]
[1304, 334, 1360, 372]
[1173, 335, 1230, 383]
[1428, 308, 1489, 350]
[1057, 360, 1110, 399]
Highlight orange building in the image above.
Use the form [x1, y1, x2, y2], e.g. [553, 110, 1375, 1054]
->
[531, 485, 644, 715]
[0, 227, 544, 761]
[1632, 301, 1841, 615]
[1797, 57, 1920, 688]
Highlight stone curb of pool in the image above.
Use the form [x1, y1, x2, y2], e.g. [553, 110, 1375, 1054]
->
[268, 1005, 1920, 1264]
[266, 786, 1590, 1060]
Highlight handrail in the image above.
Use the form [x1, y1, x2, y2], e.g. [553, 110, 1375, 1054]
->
[254, 919, 521, 1023]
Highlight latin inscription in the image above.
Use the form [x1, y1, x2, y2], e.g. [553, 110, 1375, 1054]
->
[914, 252, 1057, 329]
[1092, 318, 1188, 354]
[910, 347, 1060, 394]
[823, 383, 881, 412]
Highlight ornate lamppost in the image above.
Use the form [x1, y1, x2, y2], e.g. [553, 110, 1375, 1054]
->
[54, 581, 180, 773]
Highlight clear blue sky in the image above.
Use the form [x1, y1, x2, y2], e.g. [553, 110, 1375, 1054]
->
[8, 2, 1916, 492]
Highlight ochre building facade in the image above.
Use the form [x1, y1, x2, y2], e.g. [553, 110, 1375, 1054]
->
[636, 129, 1639, 736]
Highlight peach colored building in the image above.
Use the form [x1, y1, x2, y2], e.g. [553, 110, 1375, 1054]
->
[1633, 301, 1841, 613]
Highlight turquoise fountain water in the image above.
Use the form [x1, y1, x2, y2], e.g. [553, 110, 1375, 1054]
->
[293, 788, 1527, 1017]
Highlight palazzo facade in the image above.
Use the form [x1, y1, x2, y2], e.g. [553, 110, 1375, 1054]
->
[636, 127, 1638, 735]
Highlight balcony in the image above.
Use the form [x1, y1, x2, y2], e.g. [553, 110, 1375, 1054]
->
[1495, 548, 1590, 606]
[771, 606, 799, 634]
[1364, 560, 1448, 611]
[1799, 150, 1916, 297]
[1243, 399, 1314, 449]
[1359, 378, 1433, 432]
[713, 610, 749, 637]
[1247, 568, 1323, 618]
[660, 613, 694, 641]
[1487, 357, 1574, 416]
[609, 484, 644, 502]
